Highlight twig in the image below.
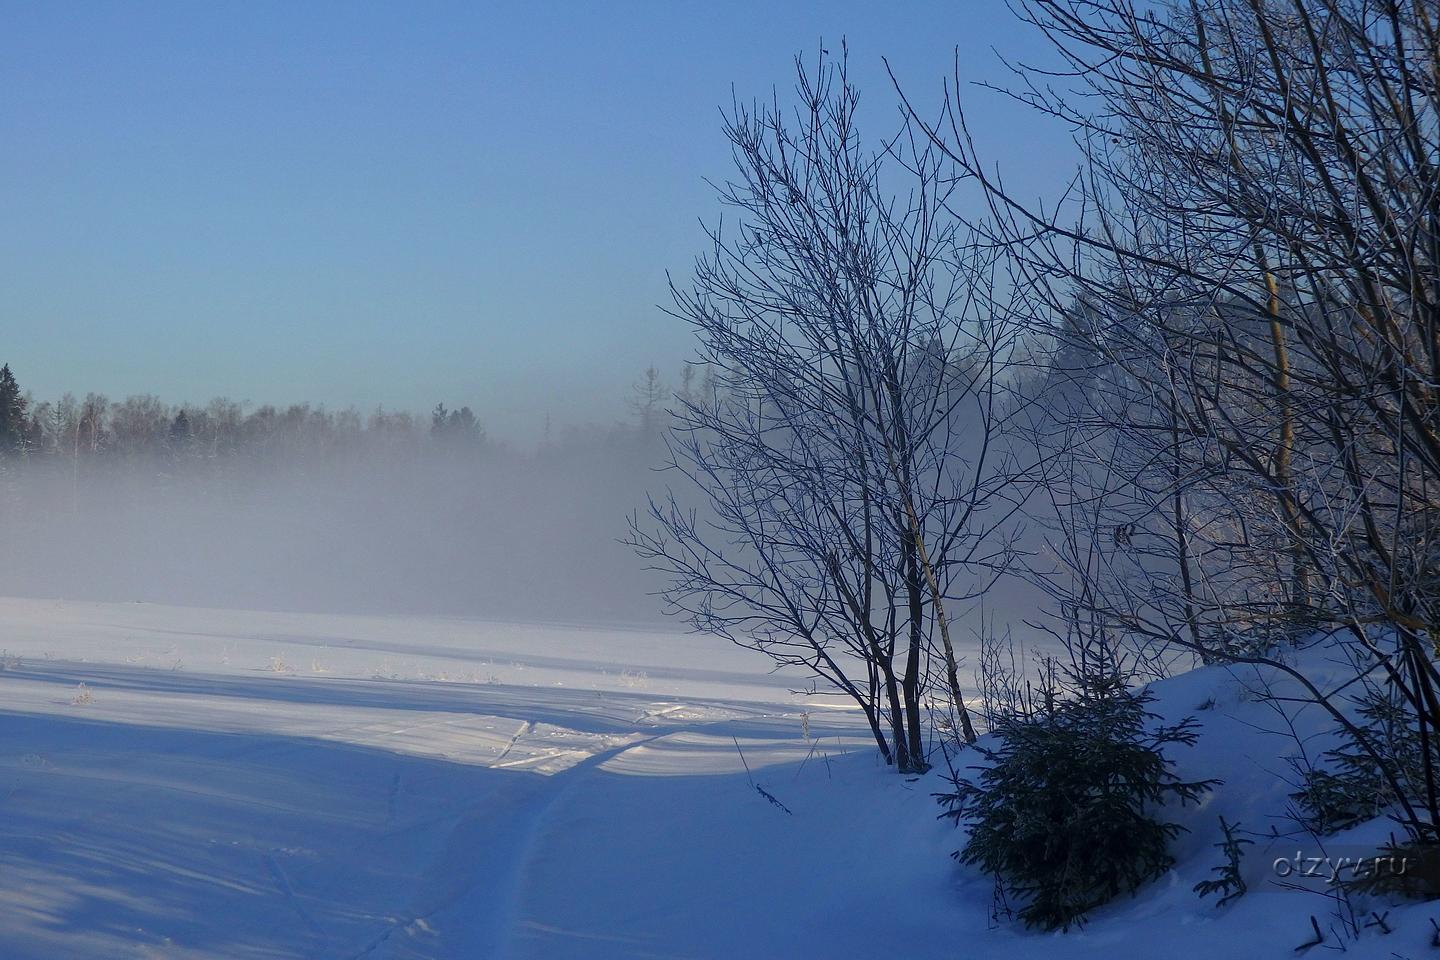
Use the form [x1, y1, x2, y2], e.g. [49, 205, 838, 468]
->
[733, 736, 792, 815]
[1295, 915, 1324, 953]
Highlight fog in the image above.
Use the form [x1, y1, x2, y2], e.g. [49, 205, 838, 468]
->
[0, 404, 670, 625]
[0, 376, 1066, 656]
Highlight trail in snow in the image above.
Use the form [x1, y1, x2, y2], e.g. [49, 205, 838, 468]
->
[0, 598, 872, 960]
[3, 598, 1425, 959]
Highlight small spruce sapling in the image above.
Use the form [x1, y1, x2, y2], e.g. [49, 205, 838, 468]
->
[1294, 683, 1440, 836]
[1193, 816, 1252, 907]
[938, 672, 1216, 930]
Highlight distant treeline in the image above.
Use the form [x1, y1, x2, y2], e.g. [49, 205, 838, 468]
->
[0, 364, 495, 462]
[0, 361, 706, 462]
[0, 362, 689, 623]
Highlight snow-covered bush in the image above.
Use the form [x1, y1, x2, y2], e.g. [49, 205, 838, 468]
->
[939, 674, 1215, 930]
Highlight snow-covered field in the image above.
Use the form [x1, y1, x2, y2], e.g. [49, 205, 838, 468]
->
[0, 598, 946, 959]
[0, 598, 1435, 959]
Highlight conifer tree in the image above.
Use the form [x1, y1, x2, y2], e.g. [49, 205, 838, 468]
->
[939, 674, 1215, 929]
[0, 364, 30, 453]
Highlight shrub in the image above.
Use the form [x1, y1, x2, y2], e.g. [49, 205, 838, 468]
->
[939, 673, 1215, 930]
[1294, 684, 1440, 837]
[1338, 838, 1440, 901]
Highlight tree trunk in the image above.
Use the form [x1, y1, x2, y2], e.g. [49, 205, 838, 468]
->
[902, 495, 978, 744]
[901, 534, 930, 769]
[879, 657, 912, 771]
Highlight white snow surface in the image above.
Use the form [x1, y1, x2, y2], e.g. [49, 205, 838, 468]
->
[0, 597, 1434, 958]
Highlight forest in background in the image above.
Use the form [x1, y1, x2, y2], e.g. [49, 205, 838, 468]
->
[0, 362, 681, 622]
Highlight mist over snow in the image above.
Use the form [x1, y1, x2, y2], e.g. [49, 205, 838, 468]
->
[0, 1, 1432, 956]
[0, 395, 673, 624]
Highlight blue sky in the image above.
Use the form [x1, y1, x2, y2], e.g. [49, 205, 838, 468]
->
[0, 2, 1075, 439]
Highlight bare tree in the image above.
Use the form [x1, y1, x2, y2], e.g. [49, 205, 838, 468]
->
[629, 366, 667, 438]
[897, 0, 1440, 835]
[629, 49, 1024, 770]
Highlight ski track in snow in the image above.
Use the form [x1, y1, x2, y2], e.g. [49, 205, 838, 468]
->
[396, 731, 664, 960]
[4, 598, 1433, 959]
[0, 598, 866, 960]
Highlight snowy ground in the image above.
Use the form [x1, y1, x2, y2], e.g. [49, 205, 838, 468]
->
[0, 598, 942, 959]
[0, 598, 1436, 958]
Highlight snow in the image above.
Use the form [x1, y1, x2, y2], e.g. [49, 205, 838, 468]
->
[0, 597, 1434, 958]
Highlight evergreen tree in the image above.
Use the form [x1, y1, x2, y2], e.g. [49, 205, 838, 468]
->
[168, 410, 193, 452]
[1294, 681, 1440, 836]
[629, 366, 664, 435]
[430, 403, 484, 448]
[0, 364, 30, 453]
[939, 674, 1216, 930]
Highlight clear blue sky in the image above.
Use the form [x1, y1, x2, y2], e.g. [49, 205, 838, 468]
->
[0, 1, 1075, 439]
